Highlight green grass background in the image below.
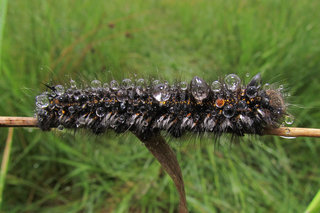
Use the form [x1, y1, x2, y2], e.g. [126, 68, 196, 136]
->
[1, 0, 320, 212]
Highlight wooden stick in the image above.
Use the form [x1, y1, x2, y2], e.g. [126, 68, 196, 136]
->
[0, 116, 319, 138]
[0, 117, 38, 127]
[264, 127, 320, 138]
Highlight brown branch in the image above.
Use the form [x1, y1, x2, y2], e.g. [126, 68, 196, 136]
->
[0, 117, 38, 127]
[0, 116, 319, 138]
[264, 127, 320, 138]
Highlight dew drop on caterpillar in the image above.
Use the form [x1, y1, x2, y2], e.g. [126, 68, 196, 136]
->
[35, 73, 290, 139]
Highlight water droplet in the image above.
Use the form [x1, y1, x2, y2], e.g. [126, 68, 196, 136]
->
[280, 136, 296, 139]
[280, 128, 296, 139]
[68, 106, 75, 114]
[246, 73, 250, 78]
[91, 80, 101, 88]
[110, 80, 119, 91]
[135, 79, 145, 96]
[223, 105, 235, 118]
[211, 81, 222, 92]
[102, 83, 110, 92]
[224, 74, 241, 91]
[116, 89, 128, 102]
[55, 85, 65, 95]
[57, 109, 63, 116]
[170, 84, 177, 93]
[109, 94, 116, 104]
[73, 95, 79, 101]
[36, 94, 49, 108]
[237, 100, 247, 110]
[57, 125, 64, 131]
[78, 94, 87, 102]
[180, 81, 188, 91]
[246, 86, 257, 98]
[96, 107, 105, 117]
[136, 78, 145, 87]
[248, 73, 261, 86]
[169, 106, 175, 114]
[285, 127, 290, 134]
[122, 78, 133, 89]
[190, 76, 209, 101]
[33, 163, 39, 169]
[120, 103, 126, 110]
[263, 83, 271, 90]
[152, 84, 171, 102]
[142, 121, 148, 127]
[278, 85, 284, 91]
[153, 79, 160, 86]
[70, 79, 77, 89]
[284, 114, 294, 125]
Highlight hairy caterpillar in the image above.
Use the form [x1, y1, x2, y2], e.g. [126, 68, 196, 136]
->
[35, 73, 288, 139]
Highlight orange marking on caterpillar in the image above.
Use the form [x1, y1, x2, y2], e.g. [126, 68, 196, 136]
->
[215, 99, 225, 108]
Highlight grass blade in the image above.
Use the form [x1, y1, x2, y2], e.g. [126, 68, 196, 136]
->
[305, 190, 320, 213]
[0, 128, 14, 209]
[0, 0, 9, 69]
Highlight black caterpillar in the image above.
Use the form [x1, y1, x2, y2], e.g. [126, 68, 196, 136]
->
[35, 73, 287, 139]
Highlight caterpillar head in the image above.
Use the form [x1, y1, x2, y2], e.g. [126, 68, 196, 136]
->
[266, 89, 286, 116]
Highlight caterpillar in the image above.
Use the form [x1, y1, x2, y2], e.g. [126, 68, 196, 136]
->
[35, 73, 287, 139]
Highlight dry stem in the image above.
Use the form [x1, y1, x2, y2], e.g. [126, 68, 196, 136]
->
[0, 116, 319, 138]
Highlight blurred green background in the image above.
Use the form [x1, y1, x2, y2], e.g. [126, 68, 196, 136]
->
[0, 0, 320, 212]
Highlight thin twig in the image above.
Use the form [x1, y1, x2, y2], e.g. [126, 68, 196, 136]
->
[0, 116, 319, 138]
[0, 117, 38, 127]
[264, 127, 320, 138]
